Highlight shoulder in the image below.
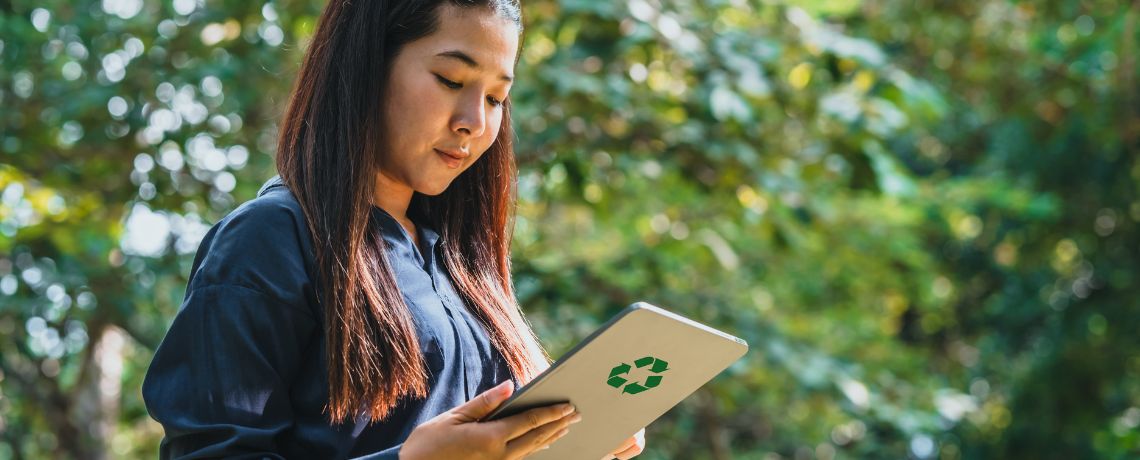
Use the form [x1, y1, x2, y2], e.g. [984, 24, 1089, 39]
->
[187, 176, 317, 308]
[222, 176, 307, 240]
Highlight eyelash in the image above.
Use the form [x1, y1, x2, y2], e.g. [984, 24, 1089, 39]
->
[434, 74, 503, 107]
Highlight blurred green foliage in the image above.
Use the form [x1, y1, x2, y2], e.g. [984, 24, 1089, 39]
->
[1, 0, 1137, 458]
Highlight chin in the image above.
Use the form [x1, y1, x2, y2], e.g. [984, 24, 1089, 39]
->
[415, 180, 455, 197]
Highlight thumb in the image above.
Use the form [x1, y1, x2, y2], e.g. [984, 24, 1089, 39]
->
[452, 380, 514, 421]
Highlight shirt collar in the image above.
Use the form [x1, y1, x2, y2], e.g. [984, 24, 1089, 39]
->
[258, 175, 285, 197]
[259, 175, 440, 262]
[372, 204, 440, 266]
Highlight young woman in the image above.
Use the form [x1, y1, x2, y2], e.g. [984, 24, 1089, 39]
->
[142, 0, 645, 458]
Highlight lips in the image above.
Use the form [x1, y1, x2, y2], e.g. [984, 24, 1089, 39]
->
[434, 148, 469, 169]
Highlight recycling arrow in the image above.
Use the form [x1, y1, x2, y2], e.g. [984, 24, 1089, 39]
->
[607, 356, 669, 395]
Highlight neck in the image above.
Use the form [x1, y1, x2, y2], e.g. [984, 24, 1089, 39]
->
[373, 171, 415, 223]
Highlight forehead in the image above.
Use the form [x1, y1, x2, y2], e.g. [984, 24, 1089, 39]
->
[409, 4, 520, 74]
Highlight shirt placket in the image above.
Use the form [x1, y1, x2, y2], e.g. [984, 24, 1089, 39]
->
[423, 242, 481, 401]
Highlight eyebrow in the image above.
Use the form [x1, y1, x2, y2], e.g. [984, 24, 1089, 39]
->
[435, 50, 514, 83]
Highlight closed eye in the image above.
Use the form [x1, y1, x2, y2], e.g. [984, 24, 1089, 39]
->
[435, 73, 505, 107]
[434, 74, 461, 89]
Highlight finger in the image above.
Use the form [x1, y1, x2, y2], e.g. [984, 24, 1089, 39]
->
[613, 442, 644, 460]
[608, 436, 636, 454]
[452, 380, 514, 421]
[495, 403, 576, 440]
[505, 411, 580, 458]
[606, 429, 645, 459]
[616, 429, 646, 459]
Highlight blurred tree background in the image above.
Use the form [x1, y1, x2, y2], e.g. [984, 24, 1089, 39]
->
[1, 0, 1137, 458]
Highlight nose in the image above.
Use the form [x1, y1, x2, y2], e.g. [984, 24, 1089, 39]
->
[450, 91, 486, 138]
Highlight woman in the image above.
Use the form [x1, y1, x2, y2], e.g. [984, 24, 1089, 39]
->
[142, 0, 646, 458]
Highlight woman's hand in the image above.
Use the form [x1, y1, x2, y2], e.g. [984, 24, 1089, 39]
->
[400, 380, 582, 460]
[599, 428, 646, 460]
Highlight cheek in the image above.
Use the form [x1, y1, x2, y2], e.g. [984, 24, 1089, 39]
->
[384, 72, 444, 136]
[475, 109, 504, 153]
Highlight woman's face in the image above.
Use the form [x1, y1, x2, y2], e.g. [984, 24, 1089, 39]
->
[378, 4, 519, 197]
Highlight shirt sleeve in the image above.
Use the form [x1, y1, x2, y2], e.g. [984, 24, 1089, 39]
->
[142, 284, 318, 459]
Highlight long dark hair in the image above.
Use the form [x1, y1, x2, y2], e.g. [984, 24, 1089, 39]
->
[275, 0, 547, 423]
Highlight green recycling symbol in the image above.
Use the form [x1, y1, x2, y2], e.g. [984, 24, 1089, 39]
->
[607, 356, 669, 395]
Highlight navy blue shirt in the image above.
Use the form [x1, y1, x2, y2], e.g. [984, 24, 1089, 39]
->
[142, 176, 517, 459]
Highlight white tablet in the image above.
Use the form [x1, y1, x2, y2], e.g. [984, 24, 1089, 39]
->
[484, 302, 749, 459]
